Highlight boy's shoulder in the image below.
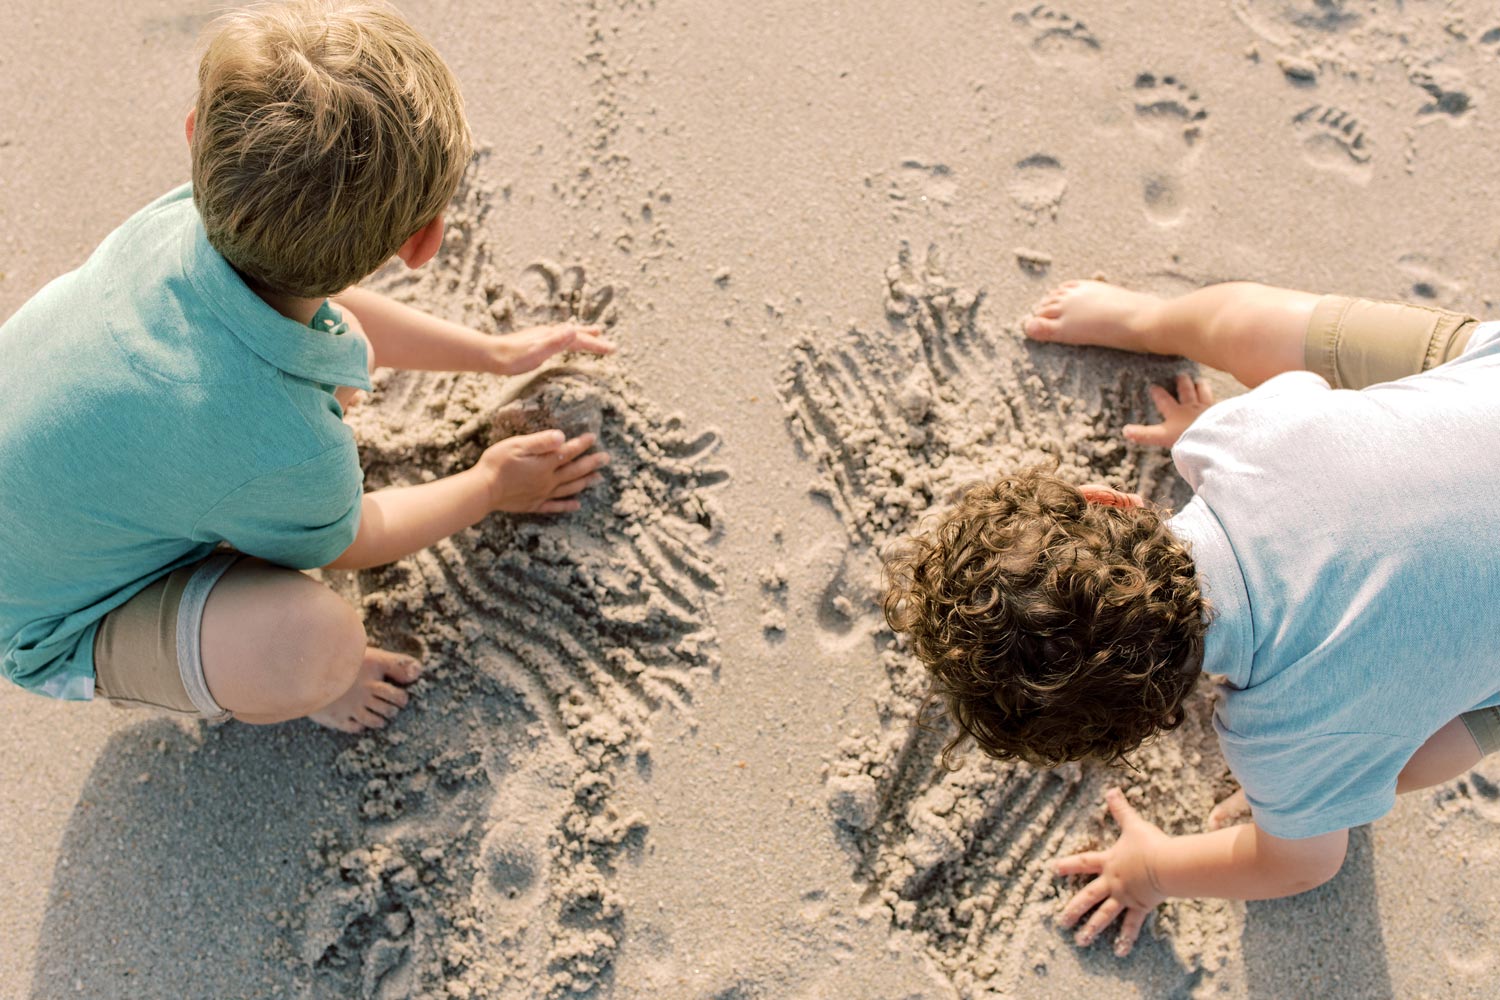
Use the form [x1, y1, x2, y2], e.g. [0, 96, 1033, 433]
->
[105, 184, 371, 395]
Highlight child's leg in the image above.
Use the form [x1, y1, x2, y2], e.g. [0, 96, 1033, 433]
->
[1395, 715, 1485, 794]
[199, 559, 421, 732]
[1026, 280, 1319, 387]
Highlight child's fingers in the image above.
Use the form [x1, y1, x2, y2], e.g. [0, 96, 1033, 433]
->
[571, 331, 616, 355]
[1115, 907, 1150, 957]
[550, 473, 605, 499]
[1196, 378, 1216, 406]
[1147, 384, 1175, 415]
[537, 498, 583, 514]
[557, 450, 610, 480]
[1104, 787, 1144, 830]
[1054, 850, 1106, 878]
[1076, 897, 1124, 946]
[1057, 876, 1111, 928]
[1122, 422, 1176, 448]
[513, 429, 568, 455]
[1175, 373, 1198, 406]
[555, 432, 599, 464]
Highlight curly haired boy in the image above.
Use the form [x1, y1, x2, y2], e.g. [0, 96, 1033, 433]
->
[0, 2, 611, 731]
[885, 279, 1500, 956]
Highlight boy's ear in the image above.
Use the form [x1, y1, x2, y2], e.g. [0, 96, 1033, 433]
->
[185, 108, 195, 145]
[397, 215, 446, 269]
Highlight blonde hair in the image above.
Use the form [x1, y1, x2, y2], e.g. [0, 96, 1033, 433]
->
[191, 0, 473, 298]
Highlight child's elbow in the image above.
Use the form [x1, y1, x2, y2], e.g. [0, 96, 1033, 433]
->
[1282, 829, 1349, 893]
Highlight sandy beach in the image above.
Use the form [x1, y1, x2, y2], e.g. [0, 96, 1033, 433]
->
[4, 0, 1500, 997]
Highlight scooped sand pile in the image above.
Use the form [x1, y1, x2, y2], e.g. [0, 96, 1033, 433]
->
[282, 164, 726, 1000]
[781, 245, 1241, 997]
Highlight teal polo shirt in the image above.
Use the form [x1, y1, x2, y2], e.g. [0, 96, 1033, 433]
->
[0, 184, 370, 700]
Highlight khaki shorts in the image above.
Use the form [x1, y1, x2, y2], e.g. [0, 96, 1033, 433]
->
[1463, 708, 1500, 758]
[92, 553, 241, 720]
[1305, 295, 1478, 390]
[1306, 295, 1497, 757]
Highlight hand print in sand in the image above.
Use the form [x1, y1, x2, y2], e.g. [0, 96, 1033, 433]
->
[779, 246, 1239, 998]
[289, 164, 726, 1000]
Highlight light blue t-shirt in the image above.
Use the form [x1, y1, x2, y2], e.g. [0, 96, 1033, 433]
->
[0, 184, 371, 701]
[1169, 323, 1500, 839]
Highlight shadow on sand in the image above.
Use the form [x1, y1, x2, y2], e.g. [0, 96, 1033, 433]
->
[29, 715, 349, 1000]
[1241, 825, 1393, 998]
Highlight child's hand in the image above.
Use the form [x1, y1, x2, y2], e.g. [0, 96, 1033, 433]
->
[487, 324, 615, 376]
[476, 429, 610, 514]
[1053, 788, 1170, 957]
[1123, 373, 1215, 449]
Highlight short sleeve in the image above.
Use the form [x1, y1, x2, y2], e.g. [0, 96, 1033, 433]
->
[1215, 723, 1419, 839]
[1171, 371, 1331, 492]
[194, 443, 364, 569]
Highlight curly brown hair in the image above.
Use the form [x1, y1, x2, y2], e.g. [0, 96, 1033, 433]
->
[883, 468, 1208, 768]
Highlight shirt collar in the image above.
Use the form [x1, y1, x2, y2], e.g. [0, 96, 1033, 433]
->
[180, 205, 371, 391]
[1169, 495, 1253, 688]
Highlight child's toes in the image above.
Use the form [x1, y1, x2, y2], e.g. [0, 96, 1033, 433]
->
[372, 682, 410, 710]
[1025, 316, 1062, 341]
[356, 705, 391, 729]
[389, 655, 422, 684]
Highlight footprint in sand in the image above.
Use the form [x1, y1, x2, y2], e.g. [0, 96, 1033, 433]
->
[1396, 253, 1467, 310]
[780, 247, 1236, 994]
[871, 158, 962, 224]
[1133, 73, 1208, 147]
[1010, 3, 1100, 63]
[1130, 72, 1209, 226]
[295, 163, 728, 1000]
[1410, 67, 1476, 120]
[1007, 154, 1068, 222]
[1292, 104, 1373, 183]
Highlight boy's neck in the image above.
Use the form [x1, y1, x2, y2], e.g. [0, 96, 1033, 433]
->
[254, 286, 325, 327]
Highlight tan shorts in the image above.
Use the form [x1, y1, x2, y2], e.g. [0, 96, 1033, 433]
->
[1306, 296, 1498, 757]
[1463, 707, 1500, 758]
[92, 553, 241, 720]
[1305, 295, 1478, 390]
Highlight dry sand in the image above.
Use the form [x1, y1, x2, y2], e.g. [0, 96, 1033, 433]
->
[4, 0, 1500, 997]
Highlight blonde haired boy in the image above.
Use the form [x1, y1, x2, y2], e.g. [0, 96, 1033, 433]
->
[0, 1, 611, 731]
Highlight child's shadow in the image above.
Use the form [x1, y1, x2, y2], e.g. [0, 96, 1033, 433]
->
[28, 716, 343, 999]
[1241, 825, 1394, 998]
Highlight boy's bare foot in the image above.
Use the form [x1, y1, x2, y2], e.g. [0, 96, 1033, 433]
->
[1024, 280, 1165, 354]
[309, 647, 423, 733]
[1207, 787, 1252, 831]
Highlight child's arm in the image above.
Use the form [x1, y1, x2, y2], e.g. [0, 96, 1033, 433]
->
[325, 429, 606, 570]
[1053, 788, 1348, 956]
[333, 285, 614, 377]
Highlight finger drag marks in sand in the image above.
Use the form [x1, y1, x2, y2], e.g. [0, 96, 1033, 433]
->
[779, 246, 1235, 997]
[287, 166, 725, 1000]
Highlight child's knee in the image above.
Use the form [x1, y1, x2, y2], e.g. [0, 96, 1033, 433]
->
[275, 586, 366, 711]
